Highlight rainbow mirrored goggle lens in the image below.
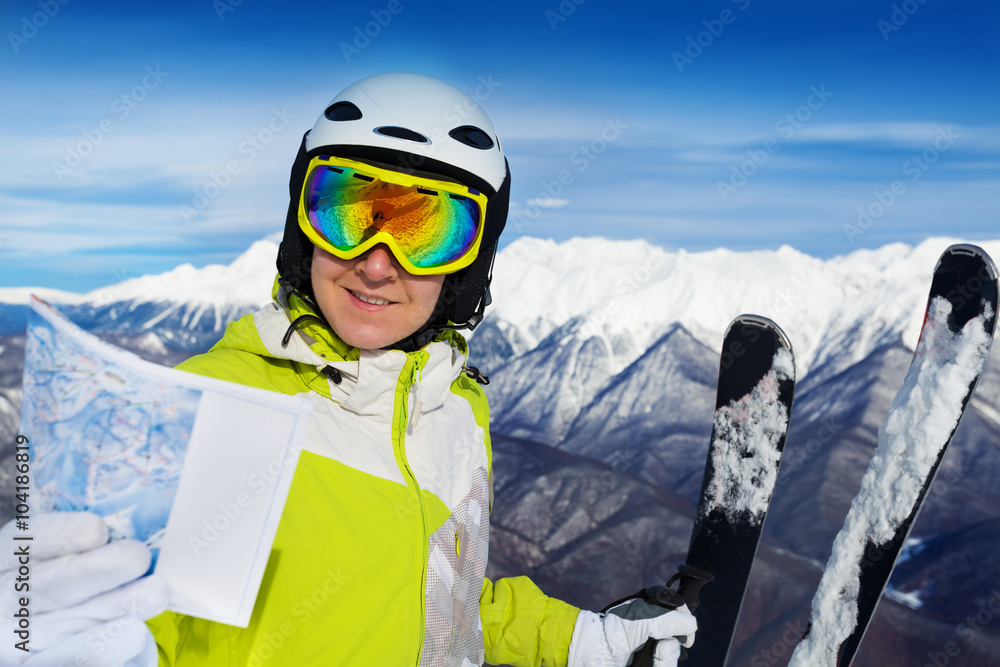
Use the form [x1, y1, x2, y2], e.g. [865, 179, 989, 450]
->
[297, 156, 487, 275]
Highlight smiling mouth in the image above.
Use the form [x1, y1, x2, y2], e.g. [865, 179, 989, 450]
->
[349, 289, 392, 306]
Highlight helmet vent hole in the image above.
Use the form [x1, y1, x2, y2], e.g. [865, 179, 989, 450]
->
[374, 126, 429, 143]
[449, 126, 494, 150]
[325, 102, 363, 121]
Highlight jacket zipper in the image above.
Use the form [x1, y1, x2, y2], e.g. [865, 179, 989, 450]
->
[394, 358, 429, 664]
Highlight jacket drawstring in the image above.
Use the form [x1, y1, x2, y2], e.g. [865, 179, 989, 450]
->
[281, 313, 326, 348]
[462, 365, 490, 385]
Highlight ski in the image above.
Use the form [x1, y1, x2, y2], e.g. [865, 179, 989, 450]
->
[681, 315, 796, 666]
[789, 243, 999, 667]
[635, 315, 796, 666]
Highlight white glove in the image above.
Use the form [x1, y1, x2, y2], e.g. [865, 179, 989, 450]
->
[0, 512, 169, 667]
[567, 597, 697, 667]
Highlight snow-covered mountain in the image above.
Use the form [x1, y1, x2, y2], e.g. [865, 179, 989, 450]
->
[5, 235, 993, 370]
[0, 239, 277, 345]
[486, 235, 996, 376]
[3, 235, 1000, 667]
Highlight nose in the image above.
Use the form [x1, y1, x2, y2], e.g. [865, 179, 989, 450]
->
[356, 244, 398, 281]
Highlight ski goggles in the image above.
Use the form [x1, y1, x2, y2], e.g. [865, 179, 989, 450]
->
[297, 155, 488, 275]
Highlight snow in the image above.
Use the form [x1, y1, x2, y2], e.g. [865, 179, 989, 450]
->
[884, 586, 923, 610]
[0, 240, 278, 310]
[0, 286, 89, 305]
[487, 235, 1000, 380]
[973, 397, 1000, 429]
[132, 332, 170, 356]
[704, 346, 794, 523]
[897, 536, 926, 563]
[772, 345, 795, 378]
[2, 234, 999, 381]
[788, 296, 995, 666]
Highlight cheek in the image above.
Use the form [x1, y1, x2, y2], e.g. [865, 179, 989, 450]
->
[312, 251, 348, 288]
[310, 259, 329, 302]
[416, 277, 446, 313]
[310, 247, 325, 284]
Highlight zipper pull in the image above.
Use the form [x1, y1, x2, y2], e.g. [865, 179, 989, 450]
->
[408, 367, 423, 433]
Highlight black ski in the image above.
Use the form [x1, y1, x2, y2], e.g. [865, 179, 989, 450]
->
[635, 315, 796, 666]
[789, 243, 999, 666]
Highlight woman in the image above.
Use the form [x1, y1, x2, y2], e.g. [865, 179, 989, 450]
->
[1, 73, 695, 667]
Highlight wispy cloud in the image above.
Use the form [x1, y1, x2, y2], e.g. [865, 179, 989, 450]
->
[785, 122, 1000, 150]
[525, 197, 569, 208]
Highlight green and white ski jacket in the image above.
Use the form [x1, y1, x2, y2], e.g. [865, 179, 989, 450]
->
[146, 278, 581, 667]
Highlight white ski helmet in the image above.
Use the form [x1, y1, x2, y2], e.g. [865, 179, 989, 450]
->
[308, 73, 507, 191]
[277, 72, 511, 341]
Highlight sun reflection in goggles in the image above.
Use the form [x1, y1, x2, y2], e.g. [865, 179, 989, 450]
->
[302, 160, 483, 271]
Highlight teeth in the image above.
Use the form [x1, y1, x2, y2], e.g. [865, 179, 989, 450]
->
[352, 290, 391, 306]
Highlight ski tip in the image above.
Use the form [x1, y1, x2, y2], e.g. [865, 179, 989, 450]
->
[937, 243, 999, 282]
[726, 314, 794, 352]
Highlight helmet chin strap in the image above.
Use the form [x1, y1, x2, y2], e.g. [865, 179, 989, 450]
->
[390, 284, 489, 353]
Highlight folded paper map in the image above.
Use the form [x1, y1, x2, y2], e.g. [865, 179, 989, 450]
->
[19, 297, 313, 627]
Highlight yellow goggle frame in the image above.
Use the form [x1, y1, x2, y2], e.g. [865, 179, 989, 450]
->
[297, 155, 488, 276]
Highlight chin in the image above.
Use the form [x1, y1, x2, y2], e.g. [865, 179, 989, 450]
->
[337, 326, 401, 350]
[340, 333, 388, 349]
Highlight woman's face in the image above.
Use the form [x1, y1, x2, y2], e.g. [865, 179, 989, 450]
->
[310, 244, 445, 349]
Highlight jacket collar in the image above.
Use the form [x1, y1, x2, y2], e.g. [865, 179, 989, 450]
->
[251, 276, 470, 418]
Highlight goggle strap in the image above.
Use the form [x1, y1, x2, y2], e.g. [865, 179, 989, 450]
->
[448, 250, 496, 331]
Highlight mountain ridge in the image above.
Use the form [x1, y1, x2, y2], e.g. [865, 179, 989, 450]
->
[5, 234, 998, 370]
[3, 235, 1000, 665]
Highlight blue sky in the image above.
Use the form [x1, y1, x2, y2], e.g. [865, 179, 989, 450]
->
[1, 0, 998, 292]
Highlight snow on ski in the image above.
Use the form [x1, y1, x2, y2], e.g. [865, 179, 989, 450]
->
[635, 315, 796, 667]
[789, 244, 999, 667]
[702, 341, 794, 525]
